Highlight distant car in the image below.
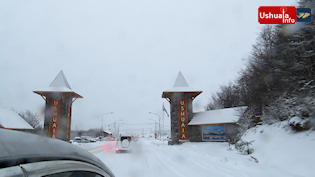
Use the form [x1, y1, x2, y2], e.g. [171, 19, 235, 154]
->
[90, 138, 98, 142]
[72, 136, 88, 143]
[73, 137, 82, 143]
[115, 135, 135, 153]
[82, 136, 97, 143]
[0, 129, 115, 177]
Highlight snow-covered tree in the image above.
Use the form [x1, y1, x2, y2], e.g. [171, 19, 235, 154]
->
[206, 0, 315, 131]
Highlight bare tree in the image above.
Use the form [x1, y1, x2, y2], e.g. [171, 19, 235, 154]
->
[19, 110, 41, 129]
[77, 131, 83, 137]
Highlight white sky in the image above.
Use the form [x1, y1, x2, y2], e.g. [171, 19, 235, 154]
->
[0, 0, 296, 131]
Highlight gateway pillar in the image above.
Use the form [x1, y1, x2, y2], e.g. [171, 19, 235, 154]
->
[162, 71, 202, 145]
[34, 71, 82, 141]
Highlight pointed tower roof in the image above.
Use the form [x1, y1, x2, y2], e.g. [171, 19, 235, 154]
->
[34, 70, 83, 98]
[49, 70, 71, 90]
[173, 71, 189, 87]
[162, 71, 202, 99]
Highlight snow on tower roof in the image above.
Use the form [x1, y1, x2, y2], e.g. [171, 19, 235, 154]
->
[49, 70, 71, 90]
[0, 108, 34, 130]
[173, 71, 189, 87]
[162, 71, 202, 98]
[33, 70, 83, 98]
[188, 107, 247, 125]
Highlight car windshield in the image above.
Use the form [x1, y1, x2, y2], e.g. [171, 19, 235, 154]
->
[0, 0, 314, 177]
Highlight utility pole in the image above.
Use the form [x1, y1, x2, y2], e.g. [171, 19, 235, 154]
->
[149, 112, 161, 140]
[102, 112, 114, 137]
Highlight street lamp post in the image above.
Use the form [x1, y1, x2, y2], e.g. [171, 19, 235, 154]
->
[113, 119, 123, 137]
[102, 112, 114, 137]
[149, 112, 161, 140]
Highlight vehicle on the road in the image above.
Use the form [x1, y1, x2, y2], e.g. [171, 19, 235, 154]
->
[0, 129, 115, 177]
[115, 134, 135, 153]
[82, 136, 97, 143]
[72, 136, 97, 143]
[72, 136, 88, 143]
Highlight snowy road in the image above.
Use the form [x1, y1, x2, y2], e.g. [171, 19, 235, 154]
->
[76, 123, 315, 177]
[81, 140, 262, 177]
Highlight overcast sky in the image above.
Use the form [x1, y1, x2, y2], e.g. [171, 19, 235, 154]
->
[0, 0, 297, 131]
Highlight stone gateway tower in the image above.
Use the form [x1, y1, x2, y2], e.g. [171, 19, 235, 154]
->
[34, 71, 82, 141]
[162, 71, 202, 145]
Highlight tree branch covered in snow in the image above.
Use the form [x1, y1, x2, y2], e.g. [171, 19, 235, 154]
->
[206, 0, 315, 132]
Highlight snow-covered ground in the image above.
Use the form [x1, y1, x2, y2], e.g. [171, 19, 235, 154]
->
[76, 122, 315, 177]
[241, 122, 315, 177]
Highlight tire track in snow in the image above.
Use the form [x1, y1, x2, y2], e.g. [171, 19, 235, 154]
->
[85, 140, 256, 177]
[144, 143, 183, 177]
[150, 145, 211, 177]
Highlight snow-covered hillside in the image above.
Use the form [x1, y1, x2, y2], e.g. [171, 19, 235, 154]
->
[241, 121, 315, 177]
[77, 122, 315, 177]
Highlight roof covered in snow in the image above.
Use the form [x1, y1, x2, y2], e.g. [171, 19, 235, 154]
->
[173, 71, 189, 87]
[103, 130, 112, 134]
[162, 71, 202, 98]
[49, 70, 72, 90]
[0, 108, 34, 130]
[34, 70, 83, 98]
[188, 107, 246, 125]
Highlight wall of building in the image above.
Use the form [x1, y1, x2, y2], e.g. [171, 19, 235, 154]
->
[188, 125, 202, 142]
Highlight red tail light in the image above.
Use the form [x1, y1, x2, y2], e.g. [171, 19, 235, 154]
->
[115, 147, 119, 151]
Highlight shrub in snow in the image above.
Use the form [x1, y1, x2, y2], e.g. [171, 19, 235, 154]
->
[231, 107, 256, 145]
[289, 116, 303, 125]
[289, 116, 311, 131]
[250, 156, 259, 163]
[227, 135, 239, 145]
[235, 140, 254, 155]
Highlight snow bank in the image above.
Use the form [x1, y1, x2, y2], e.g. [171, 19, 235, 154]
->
[77, 122, 315, 177]
[241, 121, 315, 176]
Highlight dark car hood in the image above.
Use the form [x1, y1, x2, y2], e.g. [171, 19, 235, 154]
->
[0, 129, 114, 176]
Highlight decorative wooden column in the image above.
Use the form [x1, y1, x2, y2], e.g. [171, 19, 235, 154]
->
[162, 71, 202, 145]
[34, 71, 82, 141]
